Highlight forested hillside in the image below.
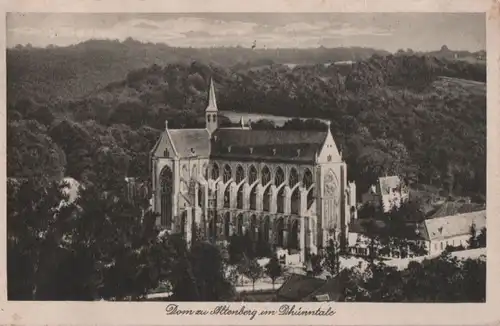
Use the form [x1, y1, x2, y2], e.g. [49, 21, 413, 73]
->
[7, 39, 391, 104]
[7, 50, 486, 200]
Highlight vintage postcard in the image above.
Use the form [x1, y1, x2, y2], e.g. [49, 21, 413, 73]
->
[0, 0, 499, 325]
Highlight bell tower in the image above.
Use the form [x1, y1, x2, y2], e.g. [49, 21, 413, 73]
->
[205, 77, 218, 134]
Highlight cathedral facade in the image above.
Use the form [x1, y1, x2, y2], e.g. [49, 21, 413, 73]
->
[150, 78, 357, 262]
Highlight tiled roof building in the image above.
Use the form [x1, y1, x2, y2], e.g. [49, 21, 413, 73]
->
[150, 78, 358, 260]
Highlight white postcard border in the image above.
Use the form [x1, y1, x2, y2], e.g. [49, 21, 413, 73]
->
[0, 0, 499, 325]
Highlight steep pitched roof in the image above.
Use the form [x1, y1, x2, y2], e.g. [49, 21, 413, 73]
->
[206, 78, 218, 112]
[378, 176, 403, 196]
[302, 276, 343, 302]
[276, 274, 326, 301]
[348, 218, 426, 241]
[210, 129, 327, 162]
[168, 129, 211, 158]
[429, 201, 486, 219]
[423, 210, 486, 241]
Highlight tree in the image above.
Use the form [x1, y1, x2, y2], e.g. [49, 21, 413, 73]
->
[7, 120, 67, 181]
[265, 255, 283, 289]
[323, 238, 340, 276]
[240, 256, 264, 291]
[342, 253, 486, 302]
[468, 225, 486, 249]
[7, 178, 78, 300]
[71, 182, 171, 300]
[250, 119, 276, 130]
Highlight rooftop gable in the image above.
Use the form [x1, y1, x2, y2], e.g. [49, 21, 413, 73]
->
[423, 210, 486, 241]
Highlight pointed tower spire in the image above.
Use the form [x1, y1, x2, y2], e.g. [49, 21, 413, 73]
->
[206, 77, 218, 112]
[205, 77, 219, 134]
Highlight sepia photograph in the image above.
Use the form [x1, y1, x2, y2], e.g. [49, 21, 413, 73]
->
[6, 11, 487, 304]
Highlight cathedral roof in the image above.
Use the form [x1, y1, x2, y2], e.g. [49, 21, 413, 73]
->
[210, 129, 327, 163]
[168, 129, 211, 158]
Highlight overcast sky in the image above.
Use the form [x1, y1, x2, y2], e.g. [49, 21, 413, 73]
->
[7, 13, 485, 52]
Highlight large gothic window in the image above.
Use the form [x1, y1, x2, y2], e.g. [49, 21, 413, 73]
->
[181, 164, 189, 180]
[276, 218, 285, 247]
[307, 187, 315, 210]
[236, 214, 244, 235]
[160, 167, 173, 228]
[235, 165, 245, 184]
[223, 164, 232, 183]
[303, 168, 313, 189]
[324, 170, 339, 200]
[291, 187, 300, 215]
[250, 215, 258, 240]
[250, 185, 257, 210]
[211, 163, 220, 180]
[263, 185, 271, 212]
[223, 186, 230, 208]
[261, 166, 271, 185]
[236, 185, 244, 209]
[277, 187, 285, 213]
[262, 216, 270, 242]
[289, 168, 299, 188]
[224, 212, 231, 238]
[248, 165, 258, 184]
[202, 163, 208, 180]
[289, 220, 299, 250]
[275, 167, 285, 186]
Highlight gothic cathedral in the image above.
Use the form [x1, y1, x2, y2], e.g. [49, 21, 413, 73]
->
[150, 78, 357, 262]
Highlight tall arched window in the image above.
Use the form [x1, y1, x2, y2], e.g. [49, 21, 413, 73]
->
[224, 212, 231, 238]
[261, 166, 271, 185]
[262, 216, 271, 242]
[223, 164, 232, 183]
[202, 163, 208, 180]
[236, 185, 244, 209]
[248, 165, 258, 184]
[289, 220, 299, 250]
[236, 214, 244, 235]
[275, 167, 285, 187]
[276, 218, 285, 247]
[211, 163, 220, 180]
[277, 186, 285, 213]
[224, 186, 230, 208]
[235, 165, 245, 183]
[160, 167, 173, 228]
[289, 168, 299, 188]
[302, 168, 313, 189]
[291, 187, 300, 214]
[250, 185, 257, 210]
[263, 185, 271, 212]
[181, 164, 189, 180]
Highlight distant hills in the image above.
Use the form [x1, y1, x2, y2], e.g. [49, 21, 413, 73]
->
[7, 38, 390, 103]
[7, 38, 485, 104]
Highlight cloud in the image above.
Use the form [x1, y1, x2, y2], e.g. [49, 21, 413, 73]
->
[6, 13, 483, 52]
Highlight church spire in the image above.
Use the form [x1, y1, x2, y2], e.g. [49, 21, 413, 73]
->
[206, 77, 218, 112]
[205, 77, 218, 134]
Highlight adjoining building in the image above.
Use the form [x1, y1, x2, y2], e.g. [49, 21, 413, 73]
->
[347, 210, 486, 258]
[276, 274, 343, 302]
[361, 175, 409, 213]
[150, 78, 357, 262]
[423, 210, 486, 255]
